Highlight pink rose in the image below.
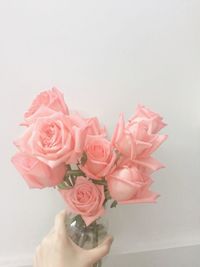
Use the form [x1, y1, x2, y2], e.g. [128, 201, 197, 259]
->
[112, 113, 137, 161]
[127, 105, 167, 158]
[86, 117, 106, 136]
[112, 110, 167, 162]
[60, 176, 105, 226]
[70, 114, 106, 136]
[129, 105, 166, 134]
[11, 152, 66, 188]
[79, 135, 116, 180]
[15, 111, 87, 168]
[23, 87, 69, 125]
[107, 165, 158, 204]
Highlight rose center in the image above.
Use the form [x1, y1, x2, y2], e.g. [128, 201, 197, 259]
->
[87, 142, 110, 161]
[92, 145, 104, 157]
[41, 123, 59, 148]
[77, 190, 91, 202]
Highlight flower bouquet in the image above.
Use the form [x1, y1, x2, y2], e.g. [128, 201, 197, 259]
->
[12, 88, 167, 267]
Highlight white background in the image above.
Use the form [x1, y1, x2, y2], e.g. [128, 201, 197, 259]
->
[0, 0, 200, 266]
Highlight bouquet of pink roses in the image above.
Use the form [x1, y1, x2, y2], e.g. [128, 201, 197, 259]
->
[12, 88, 167, 266]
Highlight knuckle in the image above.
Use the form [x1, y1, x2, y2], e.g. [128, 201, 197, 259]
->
[102, 245, 110, 256]
[41, 236, 49, 246]
[55, 233, 65, 246]
[54, 231, 66, 242]
[55, 230, 63, 240]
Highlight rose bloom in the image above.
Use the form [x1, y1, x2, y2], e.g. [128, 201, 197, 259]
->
[112, 107, 167, 161]
[15, 110, 88, 168]
[111, 113, 138, 161]
[60, 176, 105, 226]
[11, 152, 66, 188]
[79, 135, 116, 180]
[22, 87, 69, 125]
[69, 114, 106, 136]
[107, 165, 158, 204]
[128, 105, 166, 134]
[127, 105, 167, 157]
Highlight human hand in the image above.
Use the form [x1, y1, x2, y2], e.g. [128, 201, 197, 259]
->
[33, 210, 113, 267]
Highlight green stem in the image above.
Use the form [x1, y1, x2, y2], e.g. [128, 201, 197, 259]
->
[67, 164, 72, 170]
[66, 170, 85, 176]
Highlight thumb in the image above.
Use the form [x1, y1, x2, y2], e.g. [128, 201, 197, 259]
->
[85, 235, 113, 264]
[54, 209, 68, 237]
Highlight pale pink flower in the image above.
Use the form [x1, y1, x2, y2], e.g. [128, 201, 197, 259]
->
[107, 165, 158, 204]
[127, 105, 167, 158]
[23, 87, 69, 125]
[112, 113, 138, 160]
[112, 106, 167, 164]
[11, 152, 66, 188]
[80, 135, 116, 180]
[60, 176, 105, 226]
[129, 104, 166, 134]
[15, 111, 88, 168]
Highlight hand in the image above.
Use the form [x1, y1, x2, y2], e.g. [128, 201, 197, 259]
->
[33, 210, 113, 267]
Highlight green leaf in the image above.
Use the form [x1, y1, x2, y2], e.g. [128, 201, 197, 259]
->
[57, 182, 71, 190]
[64, 175, 73, 186]
[110, 200, 118, 208]
[66, 164, 72, 171]
[92, 179, 107, 186]
[66, 170, 85, 176]
[104, 190, 111, 200]
[80, 152, 87, 166]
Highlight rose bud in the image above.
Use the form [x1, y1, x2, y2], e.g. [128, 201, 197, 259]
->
[107, 165, 158, 204]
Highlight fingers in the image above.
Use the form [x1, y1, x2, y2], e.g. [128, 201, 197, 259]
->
[33, 245, 41, 267]
[46, 227, 55, 237]
[54, 209, 68, 237]
[33, 256, 38, 267]
[86, 235, 113, 264]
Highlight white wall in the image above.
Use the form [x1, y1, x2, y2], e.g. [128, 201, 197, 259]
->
[0, 0, 200, 266]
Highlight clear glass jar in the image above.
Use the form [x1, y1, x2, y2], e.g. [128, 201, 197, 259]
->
[66, 214, 108, 267]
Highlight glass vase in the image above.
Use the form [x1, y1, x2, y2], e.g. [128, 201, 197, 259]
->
[66, 215, 108, 267]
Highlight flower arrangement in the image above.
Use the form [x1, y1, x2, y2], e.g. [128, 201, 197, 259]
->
[11, 88, 167, 265]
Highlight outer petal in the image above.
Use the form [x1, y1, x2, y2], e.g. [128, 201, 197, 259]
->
[119, 183, 159, 204]
[86, 117, 106, 136]
[82, 207, 105, 226]
[142, 134, 168, 157]
[73, 125, 88, 154]
[22, 88, 69, 126]
[21, 106, 56, 126]
[11, 153, 65, 188]
[80, 152, 117, 180]
[51, 87, 69, 115]
[135, 140, 152, 156]
[111, 113, 125, 145]
[129, 105, 167, 134]
[14, 126, 33, 153]
[133, 157, 165, 172]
